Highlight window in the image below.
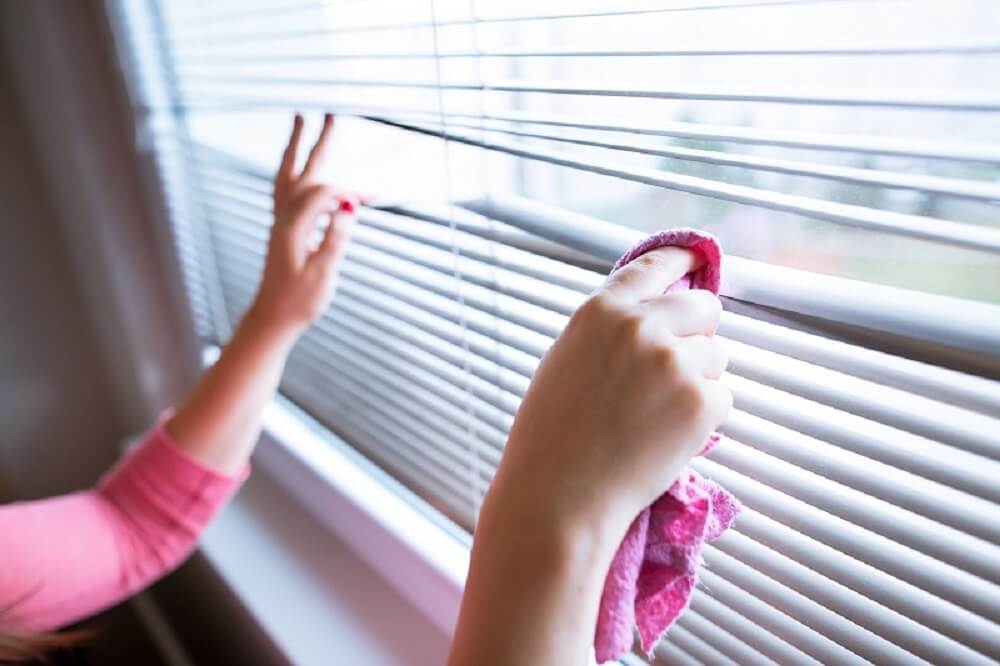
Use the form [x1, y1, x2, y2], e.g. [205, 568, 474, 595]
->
[110, 1, 1000, 664]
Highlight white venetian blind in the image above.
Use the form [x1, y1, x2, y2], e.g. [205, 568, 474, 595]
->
[108, 0, 1000, 664]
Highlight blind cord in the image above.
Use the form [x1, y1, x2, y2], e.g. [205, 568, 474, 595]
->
[429, 0, 482, 518]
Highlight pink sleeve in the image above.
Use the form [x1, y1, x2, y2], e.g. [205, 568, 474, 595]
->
[0, 418, 249, 631]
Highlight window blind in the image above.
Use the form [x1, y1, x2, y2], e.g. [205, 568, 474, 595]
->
[109, 0, 1000, 664]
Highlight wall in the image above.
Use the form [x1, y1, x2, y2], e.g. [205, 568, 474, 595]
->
[0, 7, 172, 664]
[0, 11, 125, 503]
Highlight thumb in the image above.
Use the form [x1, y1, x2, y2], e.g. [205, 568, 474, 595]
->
[282, 184, 339, 261]
[601, 246, 702, 303]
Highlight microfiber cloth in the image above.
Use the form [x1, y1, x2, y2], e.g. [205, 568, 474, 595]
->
[593, 229, 741, 663]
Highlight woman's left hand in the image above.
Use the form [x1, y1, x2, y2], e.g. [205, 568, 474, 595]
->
[250, 112, 359, 339]
[167, 113, 360, 473]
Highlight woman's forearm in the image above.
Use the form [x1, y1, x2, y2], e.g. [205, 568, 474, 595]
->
[166, 308, 298, 475]
[448, 475, 626, 665]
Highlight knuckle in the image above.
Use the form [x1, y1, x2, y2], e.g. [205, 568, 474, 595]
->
[649, 343, 679, 373]
[574, 293, 618, 325]
[308, 184, 335, 199]
[619, 312, 646, 344]
[675, 378, 705, 412]
[291, 183, 324, 202]
[633, 251, 668, 272]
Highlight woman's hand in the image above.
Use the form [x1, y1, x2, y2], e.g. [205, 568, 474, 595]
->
[249, 112, 358, 340]
[495, 246, 731, 536]
[168, 113, 358, 475]
[448, 246, 732, 666]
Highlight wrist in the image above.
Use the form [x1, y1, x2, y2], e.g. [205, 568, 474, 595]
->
[237, 304, 303, 356]
[480, 470, 631, 583]
[489, 431, 646, 565]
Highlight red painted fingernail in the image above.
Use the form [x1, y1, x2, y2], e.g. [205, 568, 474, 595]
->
[339, 199, 356, 214]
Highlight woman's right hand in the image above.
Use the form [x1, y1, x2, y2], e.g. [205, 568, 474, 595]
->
[449, 245, 732, 666]
[487, 245, 732, 553]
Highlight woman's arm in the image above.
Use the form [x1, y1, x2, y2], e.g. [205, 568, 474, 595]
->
[0, 114, 357, 632]
[168, 112, 356, 474]
[448, 248, 732, 665]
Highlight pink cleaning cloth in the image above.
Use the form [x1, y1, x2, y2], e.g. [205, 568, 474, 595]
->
[593, 229, 740, 663]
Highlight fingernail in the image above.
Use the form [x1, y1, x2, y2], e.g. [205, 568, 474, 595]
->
[339, 199, 356, 214]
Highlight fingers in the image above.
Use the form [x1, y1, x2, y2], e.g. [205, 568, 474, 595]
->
[275, 113, 304, 202]
[301, 113, 335, 181]
[643, 289, 722, 337]
[676, 335, 728, 379]
[280, 184, 340, 261]
[700, 379, 734, 428]
[308, 222, 355, 282]
[602, 247, 703, 303]
[310, 198, 358, 270]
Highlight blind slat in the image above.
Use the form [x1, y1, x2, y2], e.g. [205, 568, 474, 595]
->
[305, 318, 512, 446]
[671, 610, 774, 666]
[689, 588, 822, 666]
[721, 407, 999, 536]
[726, 375, 1000, 499]
[650, 635, 705, 666]
[297, 334, 506, 460]
[180, 76, 1000, 112]
[696, 569, 871, 666]
[292, 388, 479, 526]
[175, 105, 1000, 164]
[714, 529, 997, 664]
[695, 459, 1000, 622]
[170, 41, 1000, 63]
[167, 0, 875, 39]
[725, 341, 1000, 463]
[290, 344, 493, 494]
[664, 623, 745, 666]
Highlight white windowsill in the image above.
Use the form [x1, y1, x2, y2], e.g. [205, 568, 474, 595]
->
[190, 395, 471, 664]
[255, 398, 469, 633]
